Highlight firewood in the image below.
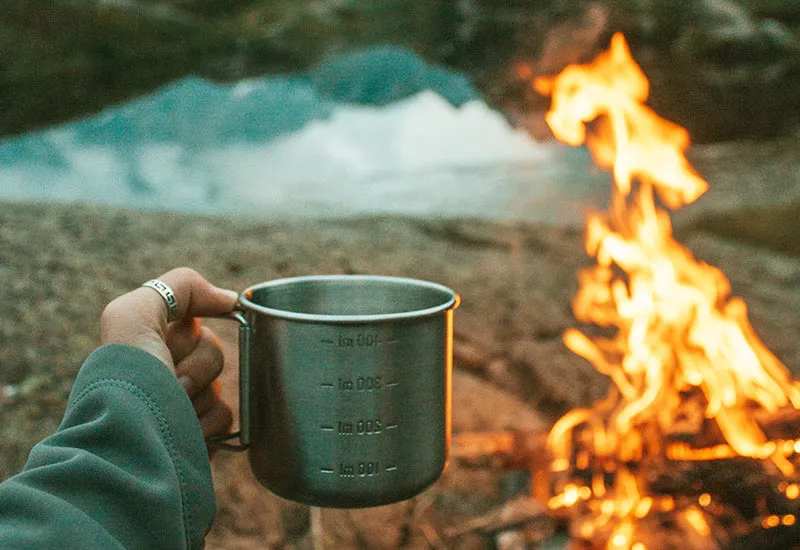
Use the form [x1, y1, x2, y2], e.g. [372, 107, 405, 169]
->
[441, 496, 552, 540]
[452, 430, 549, 470]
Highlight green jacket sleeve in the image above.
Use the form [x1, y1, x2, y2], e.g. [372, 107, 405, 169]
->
[0, 344, 216, 549]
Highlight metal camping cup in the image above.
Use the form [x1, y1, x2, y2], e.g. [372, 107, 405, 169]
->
[212, 275, 459, 508]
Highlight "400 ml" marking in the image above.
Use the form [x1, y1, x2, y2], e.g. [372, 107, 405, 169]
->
[337, 333, 382, 348]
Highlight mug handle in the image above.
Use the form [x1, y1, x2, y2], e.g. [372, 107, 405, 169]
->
[205, 310, 251, 452]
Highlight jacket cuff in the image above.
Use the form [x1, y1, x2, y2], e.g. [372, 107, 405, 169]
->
[68, 344, 215, 546]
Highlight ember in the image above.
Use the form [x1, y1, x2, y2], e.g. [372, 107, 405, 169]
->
[532, 33, 800, 549]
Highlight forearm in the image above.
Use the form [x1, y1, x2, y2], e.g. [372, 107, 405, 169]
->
[0, 345, 215, 549]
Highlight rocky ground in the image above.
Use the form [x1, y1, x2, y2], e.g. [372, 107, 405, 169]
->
[1, 140, 799, 546]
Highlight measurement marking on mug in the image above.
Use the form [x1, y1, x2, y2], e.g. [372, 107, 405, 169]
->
[385, 465, 398, 472]
[319, 467, 335, 474]
[327, 333, 392, 348]
[336, 419, 383, 435]
[385, 381, 400, 388]
[320, 425, 335, 432]
[385, 424, 398, 430]
[337, 462, 381, 478]
[336, 377, 383, 391]
[320, 382, 335, 389]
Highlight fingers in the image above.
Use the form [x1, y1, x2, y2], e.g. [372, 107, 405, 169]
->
[177, 335, 232, 440]
[170, 320, 230, 445]
[165, 317, 202, 365]
[191, 380, 222, 417]
[157, 267, 239, 323]
[100, 268, 237, 371]
[200, 399, 233, 439]
[174, 326, 224, 398]
[188, 373, 233, 443]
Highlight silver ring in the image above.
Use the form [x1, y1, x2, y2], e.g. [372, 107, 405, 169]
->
[142, 279, 179, 322]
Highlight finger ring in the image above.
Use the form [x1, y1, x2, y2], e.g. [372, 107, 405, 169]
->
[142, 279, 179, 322]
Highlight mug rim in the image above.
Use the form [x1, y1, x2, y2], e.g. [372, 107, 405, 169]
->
[237, 274, 459, 324]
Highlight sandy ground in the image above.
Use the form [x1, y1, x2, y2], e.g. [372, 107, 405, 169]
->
[1, 194, 799, 547]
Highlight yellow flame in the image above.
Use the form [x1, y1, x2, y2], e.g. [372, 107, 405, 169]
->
[539, 29, 800, 471]
[763, 515, 781, 529]
[685, 507, 711, 537]
[535, 31, 800, 548]
[534, 33, 708, 208]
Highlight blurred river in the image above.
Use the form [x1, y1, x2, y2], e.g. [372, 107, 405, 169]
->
[0, 48, 608, 225]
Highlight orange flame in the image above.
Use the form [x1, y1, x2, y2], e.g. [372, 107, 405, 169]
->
[535, 32, 800, 548]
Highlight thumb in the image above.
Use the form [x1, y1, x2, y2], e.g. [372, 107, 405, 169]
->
[156, 267, 239, 322]
[100, 268, 238, 370]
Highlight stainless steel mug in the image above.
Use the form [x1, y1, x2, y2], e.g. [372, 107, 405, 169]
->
[213, 275, 459, 508]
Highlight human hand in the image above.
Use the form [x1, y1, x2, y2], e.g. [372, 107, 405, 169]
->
[100, 267, 239, 443]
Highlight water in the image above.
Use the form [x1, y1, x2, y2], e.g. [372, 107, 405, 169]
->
[0, 47, 607, 225]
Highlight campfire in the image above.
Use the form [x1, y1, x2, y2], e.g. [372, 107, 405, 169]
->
[454, 33, 800, 550]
